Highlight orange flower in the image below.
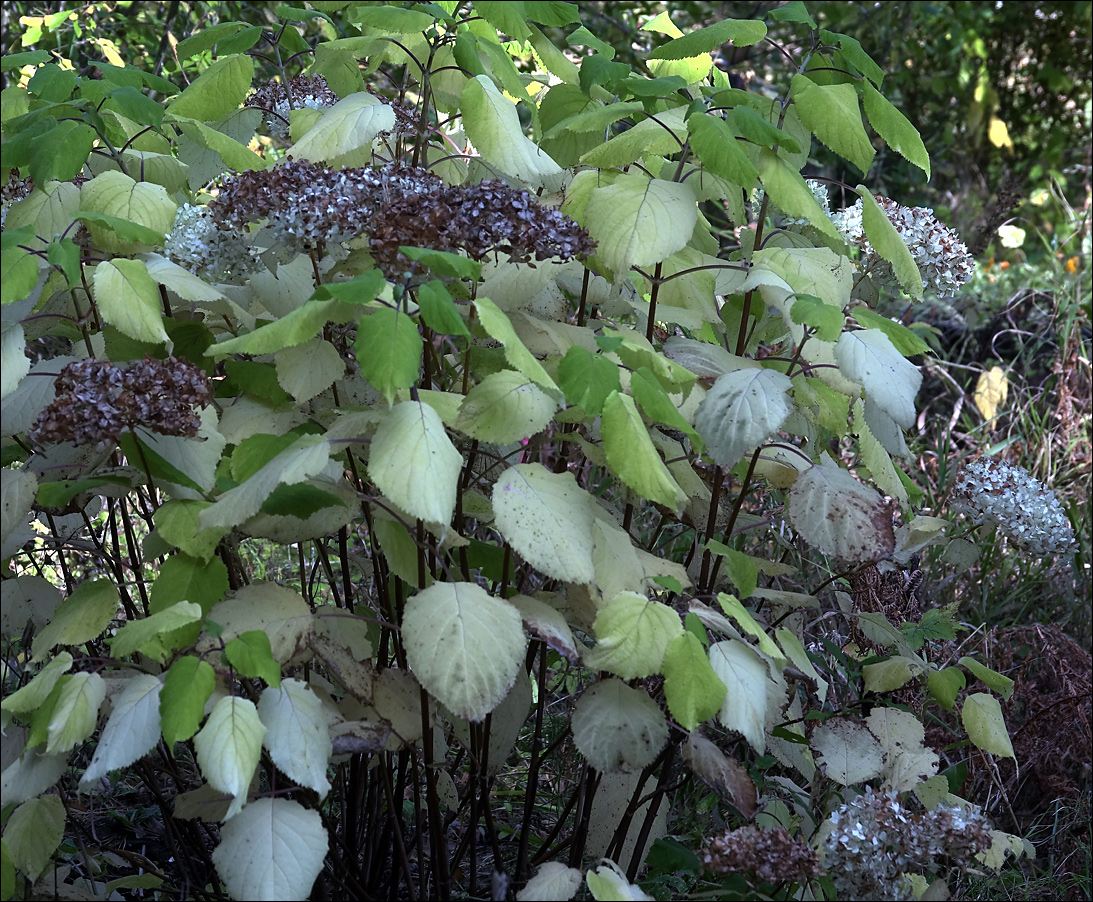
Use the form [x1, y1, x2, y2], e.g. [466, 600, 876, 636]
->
[1065, 256, 1080, 273]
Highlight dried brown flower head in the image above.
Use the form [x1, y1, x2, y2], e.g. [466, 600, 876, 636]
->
[702, 824, 822, 886]
[249, 75, 340, 139]
[29, 356, 212, 449]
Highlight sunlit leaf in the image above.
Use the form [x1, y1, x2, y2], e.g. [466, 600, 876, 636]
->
[193, 696, 266, 820]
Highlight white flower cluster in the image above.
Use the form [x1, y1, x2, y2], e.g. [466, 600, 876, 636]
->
[751, 179, 830, 229]
[951, 457, 1077, 555]
[833, 196, 975, 298]
[164, 203, 259, 283]
[824, 788, 992, 901]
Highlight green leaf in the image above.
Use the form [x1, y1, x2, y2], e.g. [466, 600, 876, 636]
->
[850, 306, 932, 356]
[856, 187, 923, 299]
[173, 117, 268, 172]
[92, 258, 169, 346]
[819, 31, 885, 86]
[791, 75, 874, 175]
[160, 656, 215, 746]
[400, 247, 481, 281]
[958, 656, 1015, 700]
[475, 1, 532, 40]
[584, 592, 683, 679]
[28, 64, 75, 102]
[2, 50, 50, 70]
[46, 670, 106, 754]
[557, 346, 620, 416]
[155, 499, 229, 561]
[4, 795, 65, 881]
[168, 54, 254, 122]
[175, 22, 251, 60]
[704, 544, 757, 599]
[733, 105, 801, 153]
[1, 228, 39, 306]
[717, 593, 784, 663]
[29, 120, 96, 184]
[454, 371, 558, 443]
[402, 582, 526, 722]
[567, 25, 614, 59]
[32, 579, 118, 662]
[148, 553, 228, 650]
[583, 174, 697, 278]
[289, 93, 396, 164]
[579, 106, 687, 170]
[354, 308, 421, 404]
[493, 463, 597, 583]
[757, 149, 839, 240]
[416, 280, 471, 337]
[687, 113, 758, 188]
[0, 652, 73, 714]
[71, 210, 165, 246]
[695, 367, 793, 470]
[862, 81, 930, 179]
[601, 391, 687, 511]
[206, 299, 353, 357]
[349, 4, 435, 32]
[193, 696, 266, 819]
[224, 631, 281, 688]
[108, 601, 203, 659]
[961, 693, 1015, 759]
[79, 170, 176, 252]
[863, 655, 926, 692]
[662, 633, 727, 732]
[474, 297, 560, 394]
[369, 401, 462, 526]
[630, 367, 701, 447]
[771, 1, 816, 26]
[928, 667, 966, 712]
[648, 19, 767, 59]
[791, 295, 844, 341]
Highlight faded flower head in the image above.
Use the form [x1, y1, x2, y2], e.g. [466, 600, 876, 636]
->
[824, 788, 993, 901]
[369, 179, 596, 275]
[834, 196, 975, 298]
[165, 203, 259, 283]
[211, 159, 442, 254]
[951, 457, 1077, 555]
[702, 824, 822, 886]
[249, 75, 340, 139]
[29, 356, 212, 450]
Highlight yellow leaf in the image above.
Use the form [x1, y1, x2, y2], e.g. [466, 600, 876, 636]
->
[973, 366, 1008, 421]
[988, 117, 1013, 150]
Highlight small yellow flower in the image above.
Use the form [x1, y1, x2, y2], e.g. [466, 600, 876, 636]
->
[1065, 256, 1080, 274]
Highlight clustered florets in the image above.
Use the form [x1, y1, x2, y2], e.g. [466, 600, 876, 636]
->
[164, 203, 260, 283]
[701, 824, 822, 886]
[29, 356, 212, 450]
[752, 178, 831, 228]
[209, 160, 596, 273]
[824, 788, 993, 901]
[951, 457, 1077, 555]
[833, 196, 975, 297]
[369, 179, 597, 273]
[209, 158, 442, 253]
[249, 75, 340, 139]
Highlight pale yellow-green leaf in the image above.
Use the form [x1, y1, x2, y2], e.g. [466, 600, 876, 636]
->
[289, 93, 396, 163]
[492, 464, 597, 584]
[108, 601, 202, 660]
[662, 633, 729, 733]
[517, 862, 583, 902]
[571, 678, 668, 773]
[775, 628, 827, 704]
[369, 401, 462, 527]
[275, 338, 345, 403]
[856, 187, 923, 299]
[590, 517, 644, 604]
[257, 679, 332, 800]
[1, 466, 36, 557]
[961, 692, 1015, 759]
[852, 398, 908, 507]
[837, 328, 921, 429]
[1, 322, 31, 401]
[867, 706, 939, 792]
[134, 405, 225, 496]
[461, 76, 566, 190]
[1, 652, 72, 714]
[695, 368, 793, 470]
[579, 107, 688, 170]
[93, 259, 170, 346]
[4, 794, 65, 881]
[142, 252, 228, 303]
[46, 670, 106, 754]
[79, 170, 177, 253]
[586, 860, 655, 901]
[211, 797, 328, 901]
[510, 595, 581, 664]
[194, 695, 266, 820]
[811, 717, 885, 785]
[863, 655, 927, 692]
[3, 181, 80, 250]
[402, 581, 526, 722]
[601, 391, 687, 511]
[583, 174, 697, 277]
[79, 674, 162, 789]
[583, 592, 682, 679]
[454, 371, 558, 443]
[756, 149, 840, 240]
[716, 594, 785, 664]
[988, 117, 1013, 149]
[787, 457, 895, 562]
[973, 366, 1008, 421]
[201, 583, 312, 665]
[168, 54, 254, 122]
[200, 436, 330, 532]
[977, 830, 1035, 872]
[156, 499, 229, 561]
[708, 640, 770, 754]
[32, 579, 118, 662]
[474, 298, 561, 394]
